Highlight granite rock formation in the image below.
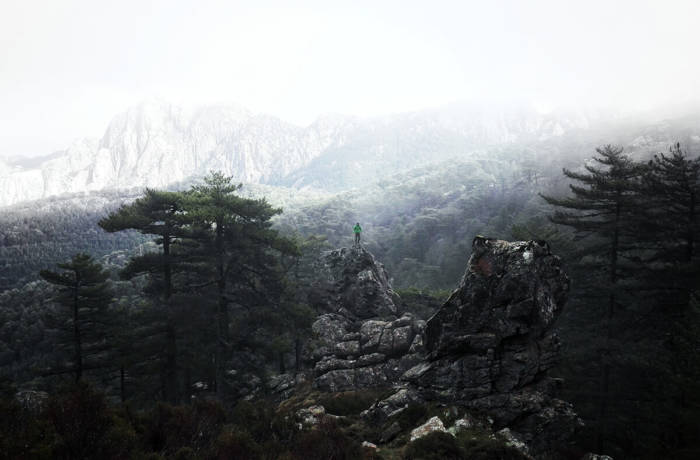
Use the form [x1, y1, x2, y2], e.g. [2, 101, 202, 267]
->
[304, 239, 579, 456]
[401, 236, 579, 456]
[306, 247, 425, 392]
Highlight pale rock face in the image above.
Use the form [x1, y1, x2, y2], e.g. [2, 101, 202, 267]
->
[0, 169, 45, 205]
[0, 100, 340, 207]
[0, 99, 603, 208]
[409, 416, 448, 442]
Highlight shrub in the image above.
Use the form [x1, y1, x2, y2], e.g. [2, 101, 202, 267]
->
[456, 429, 529, 460]
[143, 399, 226, 455]
[102, 414, 138, 459]
[0, 396, 53, 460]
[291, 417, 363, 460]
[46, 383, 116, 459]
[212, 427, 262, 460]
[173, 446, 198, 460]
[230, 399, 276, 442]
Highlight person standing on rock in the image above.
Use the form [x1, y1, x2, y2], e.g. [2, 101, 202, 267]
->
[353, 222, 362, 247]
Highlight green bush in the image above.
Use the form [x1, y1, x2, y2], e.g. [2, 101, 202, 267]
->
[230, 399, 276, 442]
[102, 414, 138, 460]
[46, 383, 121, 460]
[138, 454, 165, 460]
[291, 417, 363, 460]
[143, 399, 226, 455]
[0, 396, 53, 460]
[212, 427, 262, 460]
[456, 429, 529, 460]
[173, 446, 198, 460]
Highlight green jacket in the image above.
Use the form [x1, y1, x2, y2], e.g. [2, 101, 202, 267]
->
[353, 224, 362, 234]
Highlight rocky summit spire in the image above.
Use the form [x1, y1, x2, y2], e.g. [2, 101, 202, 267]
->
[309, 246, 400, 320]
[400, 237, 578, 457]
[305, 246, 425, 392]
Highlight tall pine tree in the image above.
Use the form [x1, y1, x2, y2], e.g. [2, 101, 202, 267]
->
[185, 172, 298, 398]
[40, 253, 113, 383]
[99, 189, 189, 403]
[637, 143, 700, 456]
[641, 143, 700, 304]
[541, 145, 643, 454]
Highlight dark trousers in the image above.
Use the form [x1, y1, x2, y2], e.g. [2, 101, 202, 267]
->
[354, 233, 360, 246]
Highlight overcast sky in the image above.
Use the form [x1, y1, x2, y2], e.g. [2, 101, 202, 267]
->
[1, 0, 699, 157]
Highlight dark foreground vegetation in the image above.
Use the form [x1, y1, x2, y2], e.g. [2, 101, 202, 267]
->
[0, 143, 699, 459]
[1, 381, 536, 460]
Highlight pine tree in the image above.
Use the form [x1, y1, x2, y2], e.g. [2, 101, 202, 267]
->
[637, 143, 700, 456]
[40, 253, 113, 383]
[185, 172, 298, 397]
[641, 143, 700, 304]
[541, 145, 644, 454]
[99, 188, 189, 403]
[285, 235, 331, 373]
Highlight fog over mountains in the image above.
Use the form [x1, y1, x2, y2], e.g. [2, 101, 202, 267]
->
[0, 99, 617, 208]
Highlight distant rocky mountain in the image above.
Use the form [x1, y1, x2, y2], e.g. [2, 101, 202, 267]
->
[4, 99, 700, 208]
[0, 100, 613, 208]
[279, 103, 609, 190]
[0, 100, 350, 207]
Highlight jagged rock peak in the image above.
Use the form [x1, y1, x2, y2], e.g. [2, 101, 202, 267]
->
[401, 236, 577, 457]
[311, 246, 400, 320]
[305, 246, 425, 392]
[425, 236, 569, 356]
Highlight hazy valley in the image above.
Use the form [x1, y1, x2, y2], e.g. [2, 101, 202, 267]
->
[2, 100, 700, 459]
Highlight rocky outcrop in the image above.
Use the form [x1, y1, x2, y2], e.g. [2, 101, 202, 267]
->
[304, 239, 579, 456]
[401, 236, 579, 457]
[307, 247, 400, 320]
[306, 247, 425, 392]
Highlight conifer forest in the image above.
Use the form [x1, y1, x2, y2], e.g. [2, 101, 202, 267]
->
[2, 2, 700, 459]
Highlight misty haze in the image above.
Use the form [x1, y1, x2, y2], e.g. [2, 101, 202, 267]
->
[1, 1, 699, 459]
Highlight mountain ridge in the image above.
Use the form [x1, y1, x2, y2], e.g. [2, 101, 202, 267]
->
[0, 99, 613, 208]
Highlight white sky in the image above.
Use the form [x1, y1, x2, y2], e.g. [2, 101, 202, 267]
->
[1, 0, 700, 157]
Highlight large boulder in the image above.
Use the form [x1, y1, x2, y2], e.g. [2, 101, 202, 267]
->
[403, 236, 580, 457]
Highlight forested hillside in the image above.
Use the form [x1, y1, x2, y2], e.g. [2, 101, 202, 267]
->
[1, 122, 700, 458]
[0, 190, 148, 290]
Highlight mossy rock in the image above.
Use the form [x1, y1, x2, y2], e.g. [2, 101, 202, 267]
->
[403, 431, 463, 459]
